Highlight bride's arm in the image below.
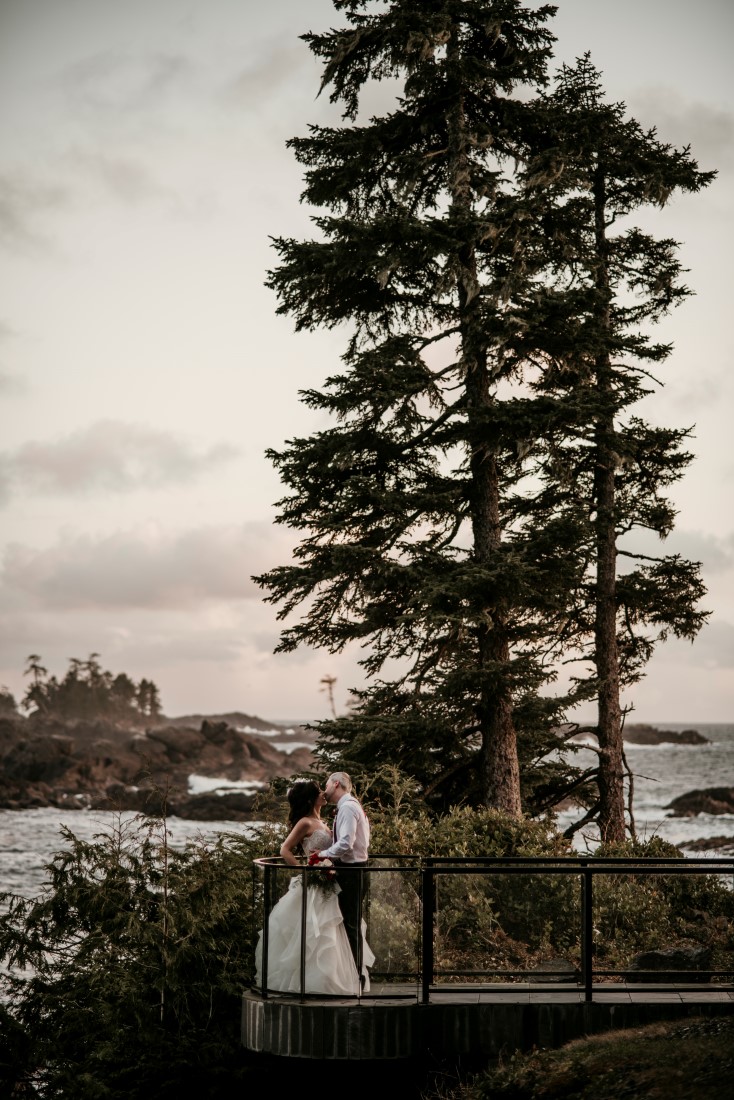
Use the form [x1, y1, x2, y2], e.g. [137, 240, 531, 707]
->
[279, 819, 311, 866]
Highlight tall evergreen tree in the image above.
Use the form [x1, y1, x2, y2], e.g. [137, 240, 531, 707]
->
[515, 57, 712, 839]
[22, 653, 50, 714]
[255, 0, 595, 814]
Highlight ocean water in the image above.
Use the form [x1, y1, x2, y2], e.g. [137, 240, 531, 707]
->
[555, 723, 734, 851]
[0, 810, 264, 901]
[0, 724, 732, 900]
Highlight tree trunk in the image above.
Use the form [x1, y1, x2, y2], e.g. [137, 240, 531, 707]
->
[447, 25, 521, 815]
[594, 433, 625, 841]
[593, 166, 625, 842]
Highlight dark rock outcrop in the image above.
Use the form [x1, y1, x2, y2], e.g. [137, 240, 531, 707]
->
[623, 724, 708, 746]
[627, 945, 712, 983]
[679, 836, 734, 853]
[665, 788, 734, 817]
[169, 791, 258, 822]
[0, 713, 314, 818]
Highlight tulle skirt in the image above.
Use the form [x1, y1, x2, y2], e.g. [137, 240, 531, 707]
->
[254, 877, 374, 995]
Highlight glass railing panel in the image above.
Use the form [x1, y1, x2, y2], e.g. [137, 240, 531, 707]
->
[592, 866, 734, 986]
[364, 859, 421, 988]
[433, 866, 582, 986]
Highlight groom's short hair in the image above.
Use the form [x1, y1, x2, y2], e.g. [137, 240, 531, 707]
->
[329, 771, 352, 792]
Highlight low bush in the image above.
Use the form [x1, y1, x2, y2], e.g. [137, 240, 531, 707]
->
[456, 1015, 734, 1100]
[0, 815, 285, 1099]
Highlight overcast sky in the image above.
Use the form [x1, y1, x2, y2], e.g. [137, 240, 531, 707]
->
[1, 0, 732, 723]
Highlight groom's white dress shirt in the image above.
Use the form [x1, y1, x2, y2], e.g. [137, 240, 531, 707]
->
[319, 793, 370, 862]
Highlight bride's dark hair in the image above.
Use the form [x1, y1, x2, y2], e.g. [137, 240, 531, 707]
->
[287, 780, 320, 828]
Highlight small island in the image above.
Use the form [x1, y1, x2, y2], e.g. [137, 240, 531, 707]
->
[622, 724, 709, 746]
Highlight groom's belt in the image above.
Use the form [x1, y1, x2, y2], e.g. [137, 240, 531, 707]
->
[332, 859, 368, 867]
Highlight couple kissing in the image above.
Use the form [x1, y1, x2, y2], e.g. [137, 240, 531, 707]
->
[255, 772, 374, 996]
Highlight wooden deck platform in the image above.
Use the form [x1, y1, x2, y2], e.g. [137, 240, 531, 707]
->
[242, 983, 734, 1060]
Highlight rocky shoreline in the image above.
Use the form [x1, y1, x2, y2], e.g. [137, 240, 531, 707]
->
[0, 712, 315, 820]
[678, 835, 734, 853]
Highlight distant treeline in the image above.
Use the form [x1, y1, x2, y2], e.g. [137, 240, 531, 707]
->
[5, 653, 164, 723]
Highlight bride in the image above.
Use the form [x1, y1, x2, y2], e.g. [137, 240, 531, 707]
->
[254, 779, 373, 995]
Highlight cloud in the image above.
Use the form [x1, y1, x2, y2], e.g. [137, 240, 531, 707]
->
[0, 327, 27, 396]
[0, 521, 288, 612]
[0, 171, 68, 249]
[62, 147, 170, 205]
[654, 617, 734, 670]
[619, 526, 734, 573]
[667, 359, 734, 413]
[53, 50, 194, 117]
[225, 40, 310, 104]
[695, 619, 734, 668]
[0, 599, 364, 721]
[0, 371, 26, 396]
[0, 420, 238, 502]
[662, 529, 734, 572]
[629, 88, 734, 169]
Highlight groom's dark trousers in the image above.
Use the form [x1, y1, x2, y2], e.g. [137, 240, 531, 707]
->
[333, 860, 368, 974]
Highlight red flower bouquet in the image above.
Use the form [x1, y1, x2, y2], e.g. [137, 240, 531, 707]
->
[307, 851, 338, 895]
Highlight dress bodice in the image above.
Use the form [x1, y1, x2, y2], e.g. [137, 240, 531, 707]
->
[303, 826, 333, 856]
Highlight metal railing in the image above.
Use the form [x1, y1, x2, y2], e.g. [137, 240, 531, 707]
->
[252, 854, 734, 1003]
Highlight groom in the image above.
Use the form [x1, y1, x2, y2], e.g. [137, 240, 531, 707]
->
[318, 771, 370, 977]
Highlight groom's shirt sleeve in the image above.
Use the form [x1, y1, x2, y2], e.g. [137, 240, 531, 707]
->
[319, 801, 359, 860]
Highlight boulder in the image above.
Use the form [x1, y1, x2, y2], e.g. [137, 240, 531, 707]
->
[2, 734, 75, 783]
[129, 733, 168, 760]
[200, 720, 231, 745]
[627, 945, 712, 983]
[288, 746, 315, 770]
[146, 725, 204, 759]
[168, 790, 257, 822]
[528, 958, 579, 983]
[665, 787, 734, 817]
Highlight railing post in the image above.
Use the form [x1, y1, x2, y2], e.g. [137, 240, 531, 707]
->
[261, 861, 272, 999]
[357, 866, 365, 999]
[581, 864, 593, 1003]
[421, 859, 435, 1005]
[300, 866, 308, 1002]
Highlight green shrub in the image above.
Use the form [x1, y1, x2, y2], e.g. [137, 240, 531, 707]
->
[366, 778, 579, 979]
[589, 837, 734, 973]
[0, 815, 286, 1099]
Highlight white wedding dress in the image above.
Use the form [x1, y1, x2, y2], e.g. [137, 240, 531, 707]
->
[254, 826, 374, 995]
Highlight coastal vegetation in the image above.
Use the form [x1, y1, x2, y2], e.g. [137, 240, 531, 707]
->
[22, 654, 162, 725]
[0, 816, 279, 1098]
[1, 785, 732, 1096]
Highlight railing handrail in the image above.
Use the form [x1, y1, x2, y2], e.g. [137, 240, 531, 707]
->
[252, 854, 734, 1005]
[253, 853, 734, 869]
